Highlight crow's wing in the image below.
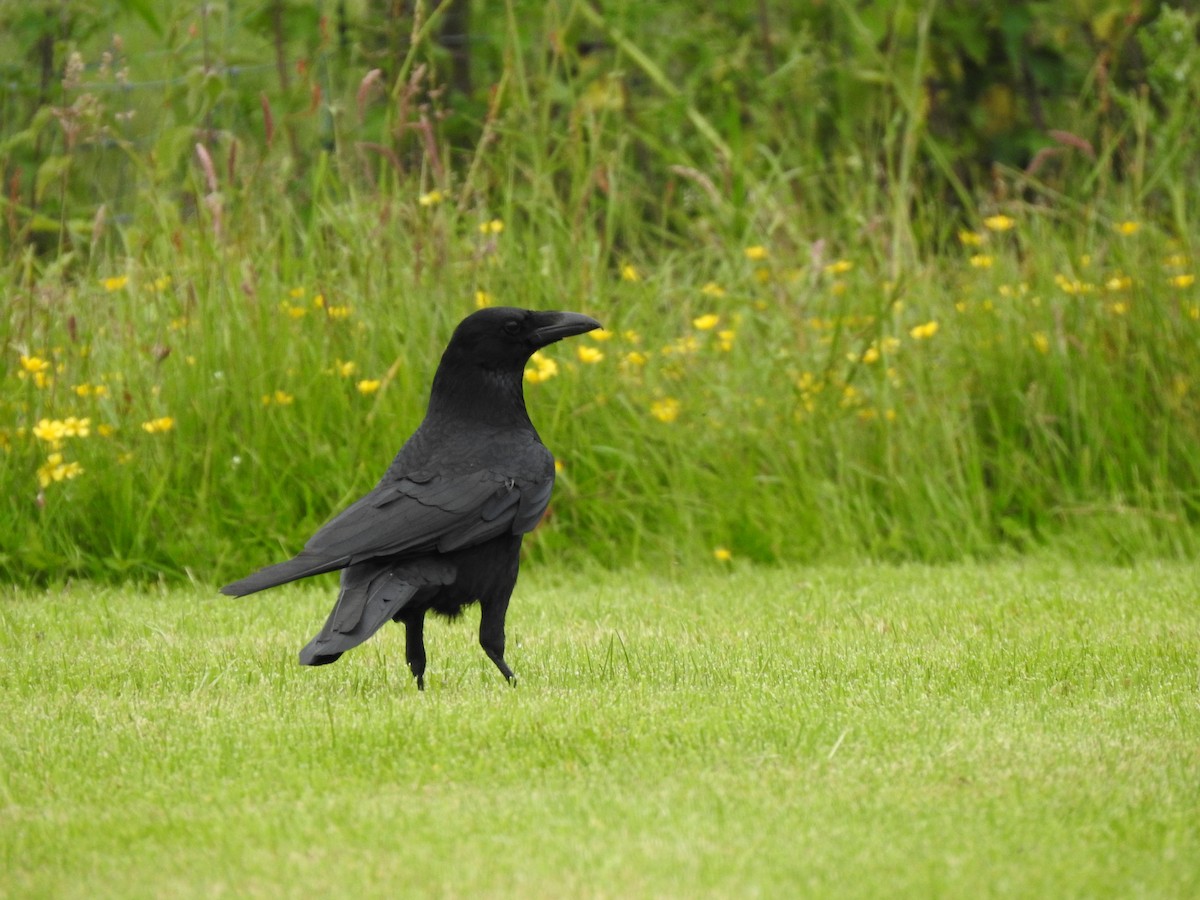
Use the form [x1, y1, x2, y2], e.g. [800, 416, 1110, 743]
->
[220, 460, 555, 597]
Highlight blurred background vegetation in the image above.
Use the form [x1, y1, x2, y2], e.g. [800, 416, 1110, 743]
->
[2, 0, 1199, 582]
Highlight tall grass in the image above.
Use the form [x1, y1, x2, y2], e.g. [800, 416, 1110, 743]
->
[2, 2, 1199, 582]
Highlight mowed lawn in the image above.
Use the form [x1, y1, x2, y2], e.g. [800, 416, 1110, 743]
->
[2, 562, 1197, 898]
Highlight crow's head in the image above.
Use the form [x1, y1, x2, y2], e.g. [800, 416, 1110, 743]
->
[445, 307, 602, 370]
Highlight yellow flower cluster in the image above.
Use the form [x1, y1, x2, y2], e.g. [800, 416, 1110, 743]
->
[33, 417, 91, 449]
[262, 390, 295, 406]
[524, 351, 559, 384]
[141, 417, 175, 434]
[909, 321, 940, 340]
[650, 397, 681, 423]
[855, 336, 901, 364]
[37, 453, 83, 488]
[18, 355, 54, 389]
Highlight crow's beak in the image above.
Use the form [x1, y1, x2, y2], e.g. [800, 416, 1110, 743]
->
[530, 311, 603, 347]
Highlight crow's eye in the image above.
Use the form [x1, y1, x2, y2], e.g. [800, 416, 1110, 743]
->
[503, 319, 522, 335]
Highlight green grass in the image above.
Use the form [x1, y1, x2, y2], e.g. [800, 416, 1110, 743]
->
[3, 562, 1197, 897]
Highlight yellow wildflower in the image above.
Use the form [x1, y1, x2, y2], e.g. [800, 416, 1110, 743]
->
[1110, 302, 1128, 315]
[280, 302, 307, 319]
[909, 321, 939, 340]
[620, 264, 641, 282]
[1054, 273, 1096, 295]
[97, 424, 116, 437]
[32, 417, 90, 448]
[63, 420, 88, 441]
[524, 352, 559, 384]
[19, 354, 51, 375]
[576, 345, 604, 364]
[622, 351, 648, 367]
[37, 453, 84, 488]
[325, 305, 352, 320]
[693, 313, 720, 331]
[717, 329, 736, 352]
[713, 547, 733, 562]
[356, 379, 382, 395]
[336, 360, 358, 378]
[969, 254, 994, 269]
[262, 390, 295, 406]
[418, 190, 444, 206]
[589, 328, 614, 342]
[744, 245, 769, 261]
[289, 287, 306, 299]
[151, 275, 172, 291]
[861, 345, 880, 364]
[958, 230, 984, 246]
[1032, 332, 1050, 354]
[823, 259, 853, 275]
[142, 417, 175, 434]
[101, 275, 129, 292]
[700, 282, 726, 297]
[1115, 220, 1140, 236]
[1169, 273, 1195, 288]
[475, 291, 494, 309]
[479, 219, 504, 234]
[983, 214, 1015, 232]
[650, 397, 681, 423]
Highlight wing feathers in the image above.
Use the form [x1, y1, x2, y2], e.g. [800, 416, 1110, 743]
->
[225, 462, 555, 596]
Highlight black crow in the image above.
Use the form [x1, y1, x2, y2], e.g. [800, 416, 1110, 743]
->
[221, 307, 601, 688]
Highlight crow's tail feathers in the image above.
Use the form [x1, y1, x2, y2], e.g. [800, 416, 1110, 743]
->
[219, 552, 348, 598]
[298, 559, 455, 666]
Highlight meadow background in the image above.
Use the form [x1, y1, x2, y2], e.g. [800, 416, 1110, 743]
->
[2, 0, 1198, 581]
[3, 2, 1200, 897]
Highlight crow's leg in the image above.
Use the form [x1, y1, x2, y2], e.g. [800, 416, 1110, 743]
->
[400, 609, 428, 690]
[478, 592, 515, 685]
